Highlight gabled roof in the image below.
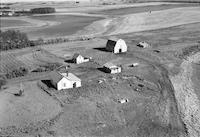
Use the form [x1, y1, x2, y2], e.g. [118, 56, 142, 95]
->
[107, 37, 119, 42]
[73, 53, 83, 59]
[138, 41, 149, 46]
[51, 71, 64, 83]
[51, 71, 81, 83]
[61, 73, 81, 82]
[103, 62, 118, 69]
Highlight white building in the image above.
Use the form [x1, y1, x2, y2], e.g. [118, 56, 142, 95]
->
[106, 38, 127, 53]
[103, 62, 121, 74]
[137, 41, 150, 48]
[72, 53, 89, 64]
[51, 71, 81, 90]
[106, 38, 127, 54]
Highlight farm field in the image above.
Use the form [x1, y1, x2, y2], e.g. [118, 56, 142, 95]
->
[27, 15, 103, 39]
[0, 81, 62, 136]
[0, 1, 200, 137]
[90, 3, 198, 16]
[0, 19, 31, 28]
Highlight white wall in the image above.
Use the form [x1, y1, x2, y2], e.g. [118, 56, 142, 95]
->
[57, 78, 81, 90]
[114, 39, 127, 53]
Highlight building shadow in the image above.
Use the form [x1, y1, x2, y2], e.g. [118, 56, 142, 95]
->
[64, 59, 74, 63]
[97, 67, 109, 73]
[93, 47, 109, 52]
[41, 80, 56, 89]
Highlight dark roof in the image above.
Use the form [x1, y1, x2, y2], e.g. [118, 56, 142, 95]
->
[72, 53, 82, 59]
[51, 71, 63, 83]
[107, 37, 119, 42]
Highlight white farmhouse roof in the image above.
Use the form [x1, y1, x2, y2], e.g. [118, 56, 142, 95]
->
[51, 71, 81, 83]
[104, 62, 118, 69]
[138, 41, 149, 47]
[61, 73, 81, 82]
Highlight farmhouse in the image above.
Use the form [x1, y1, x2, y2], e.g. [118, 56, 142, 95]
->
[137, 41, 150, 48]
[103, 62, 121, 74]
[51, 71, 81, 90]
[106, 38, 127, 53]
[72, 53, 89, 64]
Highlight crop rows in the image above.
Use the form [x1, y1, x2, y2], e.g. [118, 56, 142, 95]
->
[0, 53, 25, 73]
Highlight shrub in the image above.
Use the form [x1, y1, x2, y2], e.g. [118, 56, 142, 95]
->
[32, 63, 61, 72]
[5, 67, 28, 79]
[0, 76, 6, 89]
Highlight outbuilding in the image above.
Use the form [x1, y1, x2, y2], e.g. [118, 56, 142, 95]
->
[137, 41, 150, 48]
[103, 62, 121, 74]
[51, 71, 81, 90]
[106, 38, 127, 54]
[72, 53, 89, 64]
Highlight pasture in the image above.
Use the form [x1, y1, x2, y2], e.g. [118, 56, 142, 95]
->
[90, 3, 198, 16]
[0, 81, 62, 136]
[0, 19, 30, 28]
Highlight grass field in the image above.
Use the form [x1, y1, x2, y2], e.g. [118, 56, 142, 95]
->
[0, 19, 30, 28]
[0, 81, 62, 136]
[90, 3, 198, 15]
[27, 15, 103, 39]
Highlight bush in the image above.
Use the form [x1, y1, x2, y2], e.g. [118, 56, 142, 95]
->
[0, 30, 30, 51]
[0, 76, 6, 89]
[32, 63, 61, 72]
[5, 67, 28, 79]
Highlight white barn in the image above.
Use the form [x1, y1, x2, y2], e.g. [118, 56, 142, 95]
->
[103, 62, 121, 74]
[72, 53, 89, 64]
[51, 72, 81, 90]
[106, 38, 127, 54]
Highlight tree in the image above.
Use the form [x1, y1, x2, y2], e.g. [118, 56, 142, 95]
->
[0, 75, 6, 89]
[30, 7, 55, 14]
[0, 30, 30, 50]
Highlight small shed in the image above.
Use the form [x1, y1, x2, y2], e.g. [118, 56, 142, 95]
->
[103, 62, 121, 74]
[137, 41, 150, 48]
[72, 53, 89, 64]
[51, 71, 81, 90]
[106, 38, 127, 53]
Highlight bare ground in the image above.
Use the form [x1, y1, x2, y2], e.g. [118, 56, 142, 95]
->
[170, 53, 200, 137]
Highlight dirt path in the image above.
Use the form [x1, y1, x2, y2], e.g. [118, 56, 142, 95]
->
[170, 52, 200, 137]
